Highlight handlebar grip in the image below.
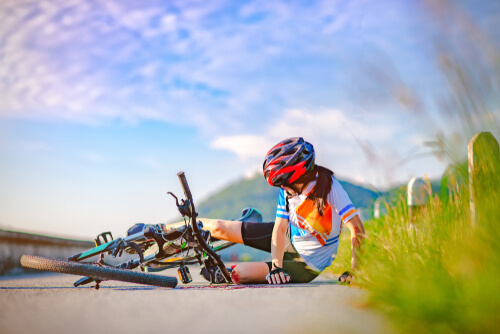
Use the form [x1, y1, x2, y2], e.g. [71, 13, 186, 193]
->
[175, 171, 231, 283]
[177, 171, 193, 201]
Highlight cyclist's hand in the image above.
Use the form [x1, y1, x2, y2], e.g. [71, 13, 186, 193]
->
[338, 271, 355, 284]
[266, 266, 291, 284]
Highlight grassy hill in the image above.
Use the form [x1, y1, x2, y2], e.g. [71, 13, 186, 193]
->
[197, 174, 279, 222]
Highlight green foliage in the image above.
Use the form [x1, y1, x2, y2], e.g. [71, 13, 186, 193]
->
[197, 175, 279, 222]
[348, 176, 500, 333]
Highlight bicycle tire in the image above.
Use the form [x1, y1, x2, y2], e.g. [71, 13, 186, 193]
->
[20, 255, 177, 288]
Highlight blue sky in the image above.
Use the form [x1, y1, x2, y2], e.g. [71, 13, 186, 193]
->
[1, 0, 499, 238]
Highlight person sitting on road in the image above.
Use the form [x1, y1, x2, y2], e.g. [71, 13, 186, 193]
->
[162, 137, 365, 285]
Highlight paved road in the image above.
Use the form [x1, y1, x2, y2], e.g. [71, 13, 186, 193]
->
[0, 267, 394, 334]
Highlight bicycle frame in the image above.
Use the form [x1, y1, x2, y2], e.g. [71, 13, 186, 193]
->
[67, 171, 235, 287]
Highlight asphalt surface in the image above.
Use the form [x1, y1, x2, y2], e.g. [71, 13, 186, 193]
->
[0, 267, 395, 334]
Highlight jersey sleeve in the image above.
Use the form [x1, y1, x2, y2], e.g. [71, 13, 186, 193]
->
[329, 178, 358, 224]
[276, 188, 289, 220]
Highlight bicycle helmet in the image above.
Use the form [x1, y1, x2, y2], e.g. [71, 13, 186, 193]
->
[263, 137, 315, 187]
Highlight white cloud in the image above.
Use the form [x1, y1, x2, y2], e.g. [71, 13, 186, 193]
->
[210, 108, 403, 158]
[209, 107, 445, 189]
[211, 135, 274, 160]
[271, 109, 353, 140]
[0, 0, 358, 130]
[0, 0, 473, 188]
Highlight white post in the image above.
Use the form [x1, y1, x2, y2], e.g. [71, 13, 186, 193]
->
[373, 197, 387, 219]
[407, 177, 431, 226]
[468, 132, 500, 226]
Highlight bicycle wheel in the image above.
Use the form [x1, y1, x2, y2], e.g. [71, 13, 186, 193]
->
[20, 255, 177, 288]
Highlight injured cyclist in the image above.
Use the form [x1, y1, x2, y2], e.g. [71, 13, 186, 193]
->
[131, 137, 365, 285]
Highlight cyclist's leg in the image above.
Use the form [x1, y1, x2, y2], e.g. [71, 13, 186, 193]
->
[198, 219, 274, 246]
[230, 222, 274, 284]
[240, 222, 274, 252]
[281, 253, 320, 283]
[230, 256, 319, 284]
[201, 219, 244, 244]
[165, 220, 275, 284]
[163, 219, 245, 244]
[230, 262, 269, 284]
[164, 217, 274, 246]
[225, 223, 319, 284]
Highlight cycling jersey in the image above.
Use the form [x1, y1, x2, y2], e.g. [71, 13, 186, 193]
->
[276, 177, 358, 272]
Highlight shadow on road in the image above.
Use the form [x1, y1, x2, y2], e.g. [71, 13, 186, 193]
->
[0, 280, 342, 291]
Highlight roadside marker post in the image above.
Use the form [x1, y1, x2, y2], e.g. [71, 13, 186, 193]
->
[468, 132, 500, 227]
[407, 177, 431, 227]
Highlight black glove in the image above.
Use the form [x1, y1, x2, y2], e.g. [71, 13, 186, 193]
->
[266, 266, 291, 284]
[338, 271, 354, 283]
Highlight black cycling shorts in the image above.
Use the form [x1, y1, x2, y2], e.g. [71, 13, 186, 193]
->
[240, 222, 320, 283]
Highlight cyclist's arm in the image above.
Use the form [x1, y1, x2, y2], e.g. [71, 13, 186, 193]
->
[269, 217, 290, 284]
[345, 215, 365, 271]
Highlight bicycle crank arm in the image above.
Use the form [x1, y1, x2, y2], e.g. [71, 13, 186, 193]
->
[73, 276, 95, 287]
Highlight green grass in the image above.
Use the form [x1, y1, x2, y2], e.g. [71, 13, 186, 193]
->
[328, 175, 500, 333]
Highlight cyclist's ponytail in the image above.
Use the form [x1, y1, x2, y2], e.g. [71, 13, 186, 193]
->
[308, 165, 334, 216]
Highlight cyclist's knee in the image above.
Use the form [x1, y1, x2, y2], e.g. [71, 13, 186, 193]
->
[230, 265, 252, 284]
[205, 219, 227, 239]
[212, 220, 225, 234]
[230, 262, 268, 284]
[231, 266, 242, 284]
[204, 219, 242, 243]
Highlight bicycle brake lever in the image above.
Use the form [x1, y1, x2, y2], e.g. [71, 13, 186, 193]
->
[167, 192, 180, 207]
[167, 192, 197, 218]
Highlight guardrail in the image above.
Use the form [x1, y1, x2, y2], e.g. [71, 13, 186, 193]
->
[0, 229, 94, 275]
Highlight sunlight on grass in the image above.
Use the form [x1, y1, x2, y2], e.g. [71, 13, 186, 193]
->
[328, 162, 500, 333]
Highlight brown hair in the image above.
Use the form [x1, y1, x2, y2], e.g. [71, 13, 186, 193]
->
[292, 165, 334, 216]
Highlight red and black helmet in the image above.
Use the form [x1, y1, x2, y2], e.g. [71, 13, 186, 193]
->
[263, 137, 315, 187]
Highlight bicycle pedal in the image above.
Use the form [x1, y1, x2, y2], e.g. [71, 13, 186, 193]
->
[94, 232, 113, 246]
[178, 265, 192, 284]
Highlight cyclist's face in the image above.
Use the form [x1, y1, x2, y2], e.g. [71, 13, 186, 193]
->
[281, 185, 298, 196]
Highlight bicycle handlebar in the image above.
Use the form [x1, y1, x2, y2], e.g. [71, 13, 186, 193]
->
[177, 171, 193, 204]
[176, 171, 232, 283]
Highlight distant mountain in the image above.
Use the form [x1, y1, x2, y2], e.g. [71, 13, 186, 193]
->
[196, 175, 279, 222]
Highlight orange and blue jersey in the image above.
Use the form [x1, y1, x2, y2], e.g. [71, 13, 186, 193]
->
[276, 177, 358, 272]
